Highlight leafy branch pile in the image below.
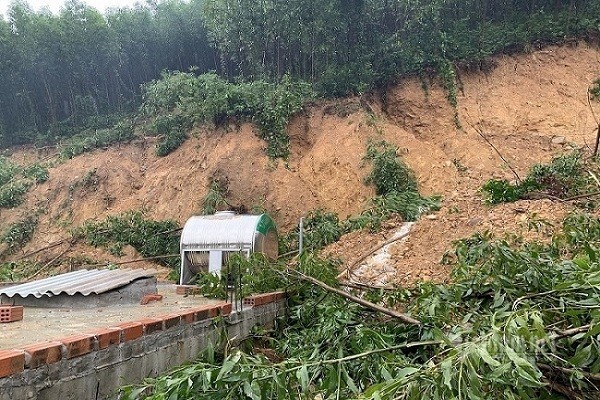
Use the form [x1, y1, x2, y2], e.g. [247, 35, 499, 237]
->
[123, 211, 600, 399]
[141, 72, 313, 158]
[77, 210, 180, 269]
[481, 151, 597, 205]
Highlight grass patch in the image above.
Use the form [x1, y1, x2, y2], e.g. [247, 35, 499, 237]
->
[59, 120, 135, 159]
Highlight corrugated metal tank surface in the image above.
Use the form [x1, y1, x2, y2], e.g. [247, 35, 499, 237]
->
[181, 212, 263, 249]
[179, 212, 279, 283]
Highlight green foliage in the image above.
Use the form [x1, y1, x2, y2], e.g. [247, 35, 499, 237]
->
[201, 179, 230, 215]
[481, 179, 522, 203]
[78, 210, 180, 269]
[1, 214, 39, 253]
[0, 260, 40, 282]
[148, 114, 191, 157]
[438, 60, 460, 126]
[1, 0, 600, 148]
[0, 158, 49, 208]
[346, 193, 441, 232]
[59, 121, 135, 159]
[364, 141, 417, 196]
[22, 163, 49, 183]
[124, 212, 600, 399]
[591, 78, 600, 101]
[0, 181, 31, 208]
[482, 151, 595, 204]
[319, 62, 375, 98]
[0, 157, 18, 186]
[301, 210, 345, 250]
[141, 72, 313, 159]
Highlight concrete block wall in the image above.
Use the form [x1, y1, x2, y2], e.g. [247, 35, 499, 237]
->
[0, 292, 287, 400]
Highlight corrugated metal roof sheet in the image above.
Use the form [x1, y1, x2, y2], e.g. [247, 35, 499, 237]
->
[0, 268, 158, 299]
[181, 213, 263, 249]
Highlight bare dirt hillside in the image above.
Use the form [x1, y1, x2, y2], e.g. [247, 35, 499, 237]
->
[3, 41, 600, 282]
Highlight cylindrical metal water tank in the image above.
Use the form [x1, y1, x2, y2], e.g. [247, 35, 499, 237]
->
[179, 212, 278, 284]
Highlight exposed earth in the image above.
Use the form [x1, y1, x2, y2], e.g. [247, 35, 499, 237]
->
[2, 41, 599, 288]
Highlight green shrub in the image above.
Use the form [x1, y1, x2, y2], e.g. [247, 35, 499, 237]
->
[318, 61, 375, 98]
[155, 129, 188, 157]
[364, 141, 417, 196]
[202, 180, 229, 215]
[0, 181, 31, 208]
[591, 78, 600, 101]
[1, 214, 38, 253]
[140, 72, 313, 159]
[481, 179, 523, 204]
[346, 192, 441, 232]
[78, 210, 180, 269]
[59, 120, 135, 159]
[0, 261, 40, 282]
[149, 114, 191, 157]
[282, 209, 344, 253]
[481, 152, 594, 204]
[22, 163, 49, 183]
[0, 157, 18, 186]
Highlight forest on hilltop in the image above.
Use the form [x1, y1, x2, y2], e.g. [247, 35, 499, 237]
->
[0, 0, 599, 149]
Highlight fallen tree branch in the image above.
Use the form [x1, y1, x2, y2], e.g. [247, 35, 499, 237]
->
[340, 282, 396, 291]
[538, 363, 600, 383]
[543, 379, 586, 400]
[522, 190, 600, 203]
[547, 324, 592, 342]
[291, 269, 422, 325]
[536, 324, 593, 348]
[336, 230, 411, 280]
[464, 113, 521, 183]
[15, 238, 71, 261]
[26, 244, 73, 280]
[155, 227, 183, 236]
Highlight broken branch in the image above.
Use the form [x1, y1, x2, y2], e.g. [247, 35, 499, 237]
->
[291, 269, 422, 325]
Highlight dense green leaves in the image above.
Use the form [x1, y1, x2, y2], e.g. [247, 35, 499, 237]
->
[123, 210, 600, 399]
[482, 151, 597, 205]
[78, 210, 180, 269]
[1, 214, 38, 253]
[2, 0, 600, 148]
[141, 71, 313, 158]
[364, 141, 417, 196]
[0, 157, 48, 208]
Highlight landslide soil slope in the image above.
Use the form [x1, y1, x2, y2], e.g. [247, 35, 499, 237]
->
[3, 42, 599, 283]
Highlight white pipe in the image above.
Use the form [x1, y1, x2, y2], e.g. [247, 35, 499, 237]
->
[299, 217, 304, 255]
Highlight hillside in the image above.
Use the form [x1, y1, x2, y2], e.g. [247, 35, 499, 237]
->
[2, 41, 599, 282]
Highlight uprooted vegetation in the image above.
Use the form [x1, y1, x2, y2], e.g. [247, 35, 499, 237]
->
[119, 146, 600, 399]
[481, 151, 600, 206]
[123, 211, 600, 399]
[76, 210, 180, 270]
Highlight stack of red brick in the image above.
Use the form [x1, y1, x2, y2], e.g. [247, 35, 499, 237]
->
[0, 306, 23, 323]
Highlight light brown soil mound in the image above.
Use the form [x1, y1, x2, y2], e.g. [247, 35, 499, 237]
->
[2, 41, 600, 283]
